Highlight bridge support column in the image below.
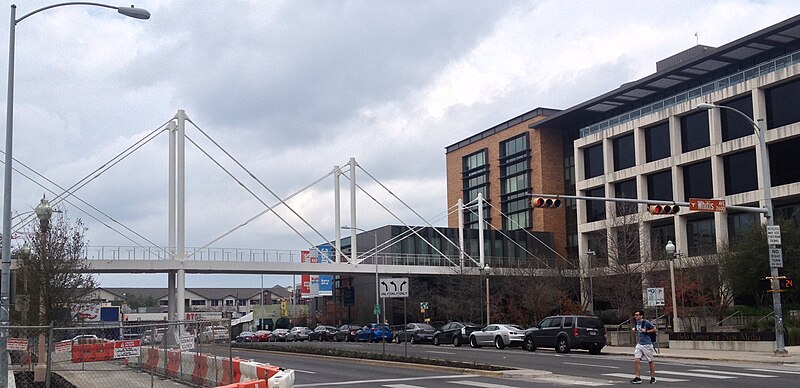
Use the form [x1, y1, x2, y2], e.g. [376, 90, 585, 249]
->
[168, 271, 176, 320]
[177, 269, 185, 320]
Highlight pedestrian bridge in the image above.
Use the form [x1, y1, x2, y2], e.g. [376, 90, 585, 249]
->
[11, 245, 558, 276]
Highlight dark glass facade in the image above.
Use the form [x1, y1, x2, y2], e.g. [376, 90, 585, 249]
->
[500, 134, 531, 230]
[721, 95, 754, 141]
[723, 149, 757, 195]
[649, 222, 675, 260]
[613, 134, 635, 171]
[766, 78, 800, 129]
[644, 122, 671, 162]
[462, 149, 489, 228]
[615, 179, 637, 216]
[686, 217, 716, 256]
[647, 170, 673, 201]
[681, 111, 710, 152]
[769, 137, 800, 186]
[584, 143, 604, 179]
[585, 186, 606, 222]
[727, 212, 758, 243]
[683, 160, 712, 200]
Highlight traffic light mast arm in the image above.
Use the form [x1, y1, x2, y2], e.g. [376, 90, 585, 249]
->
[529, 193, 767, 213]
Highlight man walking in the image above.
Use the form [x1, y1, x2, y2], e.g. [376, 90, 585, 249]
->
[631, 310, 656, 384]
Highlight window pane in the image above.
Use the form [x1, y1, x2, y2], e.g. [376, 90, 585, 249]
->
[766, 78, 800, 129]
[647, 170, 673, 201]
[683, 160, 713, 200]
[615, 179, 637, 216]
[687, 217, 716, 256]
[585, 186, 606, 222]
[723, 149, 758, 195]
[650, 223, 675, 260]
[727, 212, 758, 243]
[769, 137, 800, 186]
[721, 95, 754, 141]
[584, 144, 604, 178]
[681, 111, 710, 152]
[613, 134, 635, 171]
[645, 122, 671, 162]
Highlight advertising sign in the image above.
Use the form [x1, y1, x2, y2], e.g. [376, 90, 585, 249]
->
[300, 250, 311, 298]
[113, 340, 141, 359]
[317, 245, 334, 297]
[71, 304, 101, 322]
[54, 341, 72, 354]
[7, 338, 27, 351]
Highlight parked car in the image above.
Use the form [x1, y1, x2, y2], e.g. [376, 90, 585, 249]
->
[333, 324, 362, 342]
[142, 329, 167, 345]
[523, 315, 606, 354]
[432, 321, 481, 347]
[394, 323, 436, 344]
[469, 324, 526, 349]
[119, 333, 141, 341]
[356, 323, 393, 342]
[269, 328, 290, 342]
[235, 331, 256, 342]
[200, 326, 229, 343]
[253, 330, 271, 342]
[286, 326, 312, 342]
[309, 325, 337, 341]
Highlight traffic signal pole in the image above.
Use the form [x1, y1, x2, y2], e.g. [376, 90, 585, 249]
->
[529, 193, 768, 214]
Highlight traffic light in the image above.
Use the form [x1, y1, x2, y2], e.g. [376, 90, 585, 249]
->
[759, 277, 794, 291]
[647, 204, 680, 215]
[532, 197, 561, 208]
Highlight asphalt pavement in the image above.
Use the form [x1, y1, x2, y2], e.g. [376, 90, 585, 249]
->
[601, 344, 800, 364]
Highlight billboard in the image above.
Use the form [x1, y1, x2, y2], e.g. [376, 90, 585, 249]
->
[317, 245, 334, 296]
[71, 303, 101, 322]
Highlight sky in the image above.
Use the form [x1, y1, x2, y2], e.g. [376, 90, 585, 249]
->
[3, 0, 799, 288]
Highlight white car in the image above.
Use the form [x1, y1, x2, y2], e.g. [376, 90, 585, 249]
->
[201, 326, 229, 342]
[469, 324, 526, 349]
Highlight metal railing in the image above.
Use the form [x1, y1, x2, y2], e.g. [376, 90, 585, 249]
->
[717, 310, 742, 326]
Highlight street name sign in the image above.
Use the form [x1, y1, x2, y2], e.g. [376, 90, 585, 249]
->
[689, 198, 726, 212]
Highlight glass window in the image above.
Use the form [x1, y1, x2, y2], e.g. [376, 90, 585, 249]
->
[613, 133, 635, 171]
[647, 170, 673, 201]
[501, 134, 528, 157]
[463, 150, 487, 171]
[769, 137, 800, 186]
[650, 223, 675, 260]
[776, 202, 800, 226]
[645, 122, 671, 162]
[681, 111, 710, 152]
[766, 78, 800, 129]
[721, 95, 754, 141]
[687, 217, 716, 256]
[727, 212, 758, 243]
[683, 160, 712, 200]
[585, 186, 606, 222]
[584, 143, 604, 179]
[615, 226, 641, 264]
[723, 149, 758, 195]
[615, 179, 637, 216]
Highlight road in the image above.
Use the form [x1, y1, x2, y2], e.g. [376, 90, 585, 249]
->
[230, 341, 800, 386]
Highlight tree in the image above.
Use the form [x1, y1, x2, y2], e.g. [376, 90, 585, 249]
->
[15, 207, 96, 326]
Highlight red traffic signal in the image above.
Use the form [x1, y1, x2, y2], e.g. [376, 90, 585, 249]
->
[532, 197, 561, 208]
[781, 278, 794, 290]
[648, 204, 679, 215]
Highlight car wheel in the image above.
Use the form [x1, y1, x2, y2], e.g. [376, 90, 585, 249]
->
[346, 334, 353, 342]
[433, 336, 440, 346]
[556, 336, 570, 353]
[393, 336, 399, 344]
[523, 336, 537, 352]
[410, 335, 417, 345]
[494, 336, 505, 349]
[453, 335, 462, 347]
[589, 345, 602, 355]
[469, 336, 480, 348]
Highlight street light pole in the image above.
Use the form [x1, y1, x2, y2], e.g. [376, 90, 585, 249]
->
[586, 250, 596, 314]
[481, 264, 490, 325]
[698, 102, 787, 355]
[1, 3, 150, 384]
[665, 240, 681, 332]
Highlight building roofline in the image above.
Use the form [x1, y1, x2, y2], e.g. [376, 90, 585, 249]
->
[446, 107, 560, 153]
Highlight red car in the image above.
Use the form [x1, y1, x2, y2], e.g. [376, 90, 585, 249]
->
[253, 330, 271, 342]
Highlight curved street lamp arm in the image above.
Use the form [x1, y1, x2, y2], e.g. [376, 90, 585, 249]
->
[16, 2, 150, 24]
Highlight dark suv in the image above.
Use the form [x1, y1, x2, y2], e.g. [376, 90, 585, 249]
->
[432, 321, 481, 347]
[523, 315, 606, 354]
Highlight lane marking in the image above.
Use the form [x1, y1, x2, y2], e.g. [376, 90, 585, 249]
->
[427, 351, 455, 355]
[532, 376, 613, 386]
[292, 369, 317, 374]
[447, 381, 522, 388]
[563, 362, 619, 369]
[383, 385, 425, 388]
[689, 369, 776, 378]
[750, 368, 800, 375]
[293, 374, 480, 387]
[603, 373, 688, 382]
[657, 370, 736, 379]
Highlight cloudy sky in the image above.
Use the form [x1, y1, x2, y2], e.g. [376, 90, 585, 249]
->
[3, 1, 799, 288]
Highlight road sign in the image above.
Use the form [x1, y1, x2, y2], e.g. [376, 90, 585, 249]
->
[689, 198, 726, 212]
[420, 301, 428, 313]
[373, 304, 381, 316]
[767, 225, 782, 245]
[646, 287, 665, 307]
[770, 248, 784, 268]
[379, 277, 409, 298]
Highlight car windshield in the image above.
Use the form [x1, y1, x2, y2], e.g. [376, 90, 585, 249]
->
[417, 324, 435, 330]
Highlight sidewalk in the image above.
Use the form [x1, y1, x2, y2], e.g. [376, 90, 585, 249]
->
[602, 345, 800, 364]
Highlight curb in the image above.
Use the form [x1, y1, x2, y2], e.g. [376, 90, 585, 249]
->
[601, 347, 799, 365]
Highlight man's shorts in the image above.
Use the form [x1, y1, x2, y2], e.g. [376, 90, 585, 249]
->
[634, 343, 655, 362]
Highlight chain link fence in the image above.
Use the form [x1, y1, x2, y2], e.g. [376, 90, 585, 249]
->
[8, 319, 233, 387]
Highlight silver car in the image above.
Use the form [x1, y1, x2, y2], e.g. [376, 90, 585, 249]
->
[469, 324, 526, 349]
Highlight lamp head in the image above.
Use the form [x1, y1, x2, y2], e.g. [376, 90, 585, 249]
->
[665, 240, 676, 256]
[117, 5, 150, 20]
[34, 197, 53, 221]
[697, 102, 716, 110]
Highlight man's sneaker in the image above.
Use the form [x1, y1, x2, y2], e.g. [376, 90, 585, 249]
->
[630, 377, 642, 384]
[650, 377, 656, 384]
